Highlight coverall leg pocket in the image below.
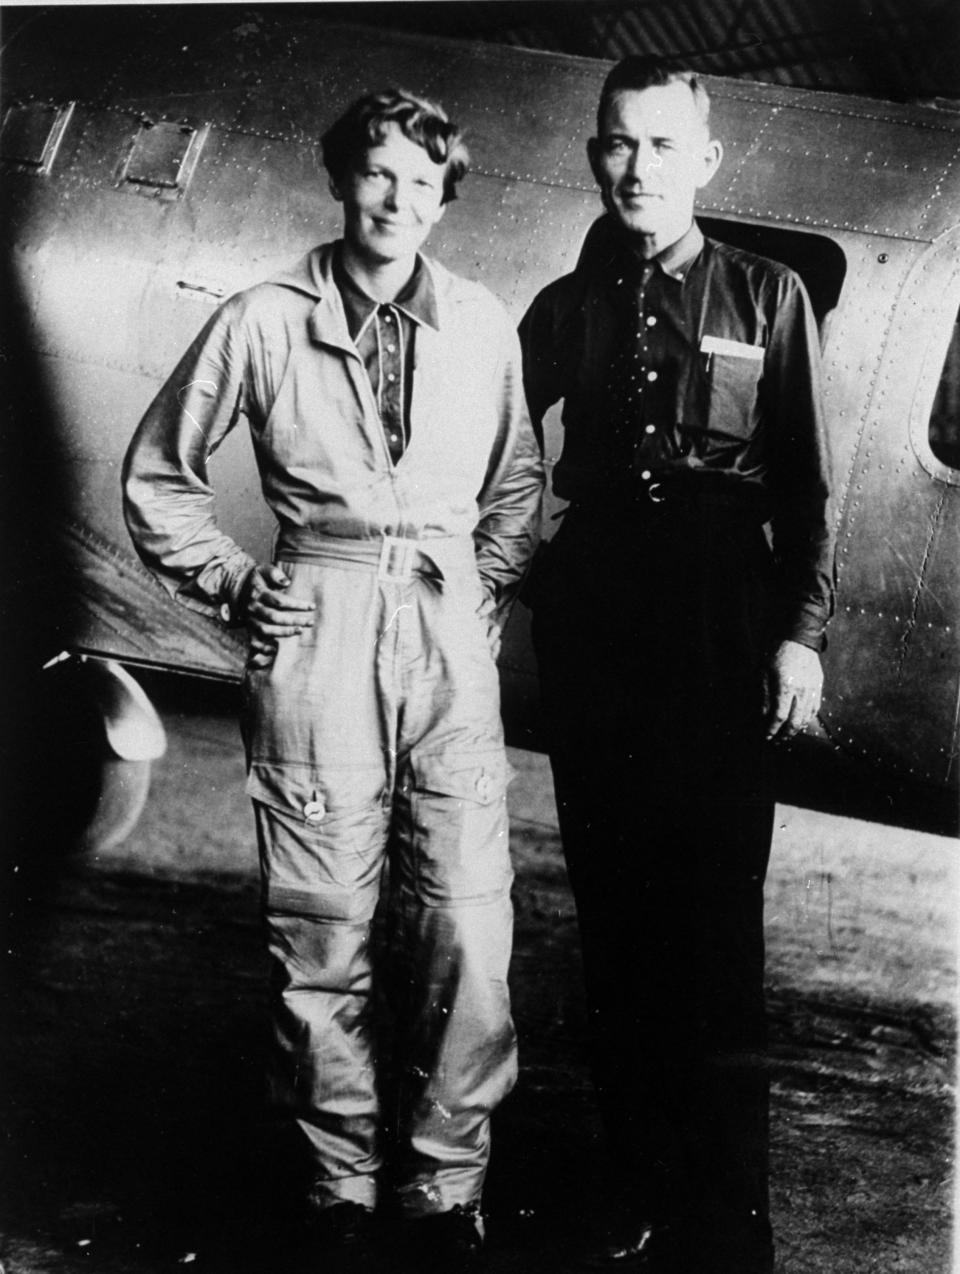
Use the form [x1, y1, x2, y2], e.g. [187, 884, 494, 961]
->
[250, 763, 389, 1209]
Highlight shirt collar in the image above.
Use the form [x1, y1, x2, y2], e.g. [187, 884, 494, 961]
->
[332, 244, 439, 341]
[654, 221, 704, 281]
[588, 215, 705, 291]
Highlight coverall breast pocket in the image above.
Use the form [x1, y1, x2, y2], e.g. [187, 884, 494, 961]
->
[705, 351, 763, 439]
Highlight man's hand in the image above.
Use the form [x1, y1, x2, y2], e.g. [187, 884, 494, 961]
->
[763, 639, 823, 742]
[238, 564, 315, 670]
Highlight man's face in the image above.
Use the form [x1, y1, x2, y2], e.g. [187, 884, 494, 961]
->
[331, 122, 446, 268]
[589, 82, 721, 246]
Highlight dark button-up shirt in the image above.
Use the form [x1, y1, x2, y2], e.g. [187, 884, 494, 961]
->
[519, 216, 836, 649]
[333, 247, 439, 464]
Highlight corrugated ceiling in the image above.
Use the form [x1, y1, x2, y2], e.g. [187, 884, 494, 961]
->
[327, 0, 960, 104]
[2, 2, 958, 105]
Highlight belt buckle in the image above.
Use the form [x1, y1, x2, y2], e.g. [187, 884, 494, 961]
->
[378, 535, 416, 582]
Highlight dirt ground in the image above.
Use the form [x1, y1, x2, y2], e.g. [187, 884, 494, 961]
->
[1, 679, 955, 1274]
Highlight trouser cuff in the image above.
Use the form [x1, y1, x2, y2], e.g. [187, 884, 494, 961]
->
[306, 1174, 378, 1213]
[395, 1177, 484, 1220]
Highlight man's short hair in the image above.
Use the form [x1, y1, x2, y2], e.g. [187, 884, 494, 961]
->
[322, 88, 470, 203]
[596, 56, 711, 137]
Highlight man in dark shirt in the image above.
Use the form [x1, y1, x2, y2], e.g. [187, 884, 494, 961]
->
[519, 57, 835, 1274]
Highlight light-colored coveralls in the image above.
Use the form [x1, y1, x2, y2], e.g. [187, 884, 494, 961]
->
[122, 244, 544, 1217]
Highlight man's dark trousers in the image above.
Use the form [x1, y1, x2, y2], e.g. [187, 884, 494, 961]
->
[530, 492, 776, 1240]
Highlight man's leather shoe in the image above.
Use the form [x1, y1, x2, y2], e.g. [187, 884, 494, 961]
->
[401, 1203, 486, 1272]
[581, 1220, 685, 1271]
[296, 1201, 379, 1273]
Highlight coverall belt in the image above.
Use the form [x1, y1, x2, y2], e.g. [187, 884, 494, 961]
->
[274, 530, 478, 585]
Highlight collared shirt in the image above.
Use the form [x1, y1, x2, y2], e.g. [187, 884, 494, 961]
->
[519, 215, 836, 648]
[333, 247, 439, 464]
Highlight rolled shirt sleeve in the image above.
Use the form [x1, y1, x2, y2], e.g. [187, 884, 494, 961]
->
[763, 272, 836, 650]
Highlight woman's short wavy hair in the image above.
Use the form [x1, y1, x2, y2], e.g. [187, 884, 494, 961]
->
[321, 88, 470, 204]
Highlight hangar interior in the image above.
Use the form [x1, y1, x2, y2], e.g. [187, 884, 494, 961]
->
[0, 5, 957, 1274]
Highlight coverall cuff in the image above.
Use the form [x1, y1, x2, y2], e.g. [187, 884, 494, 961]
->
[305, 1173, 379, 1213]
[189, 554, 258, 627]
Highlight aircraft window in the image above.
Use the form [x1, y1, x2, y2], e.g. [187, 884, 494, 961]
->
[0, 101, 74, 175]
[929, 310, 960, 470]
[698, 218, 847, 337]
[120, 120, 206, 198]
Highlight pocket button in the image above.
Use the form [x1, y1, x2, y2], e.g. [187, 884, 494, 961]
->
[475, 773, 495, 801]
[303, 795, 326, 823]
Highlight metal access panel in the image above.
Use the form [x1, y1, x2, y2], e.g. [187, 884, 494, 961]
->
[118, 119, 208, 199]
[0, 100, 74, 174]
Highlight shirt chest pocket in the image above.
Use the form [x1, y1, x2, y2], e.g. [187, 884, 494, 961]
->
[701, 340, 764, 441]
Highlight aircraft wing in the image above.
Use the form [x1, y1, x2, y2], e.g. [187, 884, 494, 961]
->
[62, 519, 245, 680]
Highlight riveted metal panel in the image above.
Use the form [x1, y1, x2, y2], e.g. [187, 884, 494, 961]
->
[94, 17, 260, 131]
[492, 180, 599, 314]
[824, 219, 960, 783]
[906, 234, 960, 487]
[30, 246, 157, 390]
[431, 176, 598, 319]
[223, 133, 330, 272]
[424, 173, 513, 288]
[6, 112, 223, 377]
[804, 236, 915, 525]
[0, 100, 75, 174]
[231, 27, 456, 139]
[1, 101, 88, 255]
[118, 119, 207, 199]
[911, 492, 960, 633]
[49, 358, 269, 569]
[404, 41, 600, 191]
[822, 604, 958, 786]
[174, 131, 335, 290]
[23, 105, 185, 264]
[707, 101, 960, 239]
[698, 94, 785, 212]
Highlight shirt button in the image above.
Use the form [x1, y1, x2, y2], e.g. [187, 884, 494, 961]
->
[475, 773, 495, 801]
[386, 344, 397, 354]
[641, 470, 652, 481]
[647, 370, 658, 382]
[645, 424, 656, 434]
[387, 372, 396, 382]
[646, 315, 658, 327]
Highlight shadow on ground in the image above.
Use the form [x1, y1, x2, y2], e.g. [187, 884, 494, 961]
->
[0, 682, 954, 1273]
